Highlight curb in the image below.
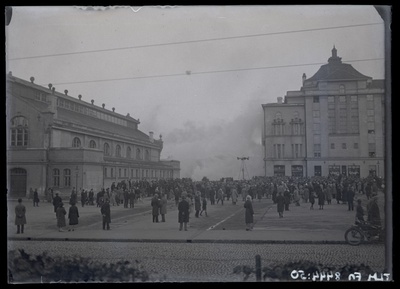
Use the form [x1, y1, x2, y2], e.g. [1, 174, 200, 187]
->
[8, 236, 348, 244]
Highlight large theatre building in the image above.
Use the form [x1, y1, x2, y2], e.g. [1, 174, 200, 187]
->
[6, 73, 180, 198]
[262, 47, 385, 178]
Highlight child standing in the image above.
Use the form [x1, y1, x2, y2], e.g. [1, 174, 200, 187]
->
[200, 197, 208, 217]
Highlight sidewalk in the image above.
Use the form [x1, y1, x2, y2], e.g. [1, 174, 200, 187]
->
[7, 193, 385, 244]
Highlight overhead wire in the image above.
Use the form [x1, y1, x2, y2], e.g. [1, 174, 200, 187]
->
[48, 57, 384, 86]
[9, 22, 383, 61]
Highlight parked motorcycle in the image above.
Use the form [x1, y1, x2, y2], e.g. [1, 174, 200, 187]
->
[344, 220, 384, 246]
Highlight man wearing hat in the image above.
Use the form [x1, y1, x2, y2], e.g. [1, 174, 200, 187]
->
[101, 198, 111, 230]
[15, 198, 26, 234]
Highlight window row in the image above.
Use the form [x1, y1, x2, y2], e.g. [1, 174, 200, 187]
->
[58, 98, 128, 126]
[330, 143, 358, 149]
[104, 167, 173, 179]
[71, 137, 152, 161]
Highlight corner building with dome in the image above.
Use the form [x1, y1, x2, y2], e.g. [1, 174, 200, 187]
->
[262, 47, 385, 178]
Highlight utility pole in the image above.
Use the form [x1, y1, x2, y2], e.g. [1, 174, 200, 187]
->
[237, 157, 249, 180]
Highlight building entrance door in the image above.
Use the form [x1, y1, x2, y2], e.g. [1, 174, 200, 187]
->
[9, 168, 27, 198]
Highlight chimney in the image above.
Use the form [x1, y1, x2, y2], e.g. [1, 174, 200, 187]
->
[149, 131, 154, 143]
[277, 97, 283, 104]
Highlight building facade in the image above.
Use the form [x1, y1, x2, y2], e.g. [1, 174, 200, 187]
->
[262, 47, 385, 178]
[6, 73, 180, 198]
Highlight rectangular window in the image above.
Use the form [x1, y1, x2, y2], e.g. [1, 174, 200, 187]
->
[351, 95, 358, 102]
[313, 123, 320, 132]
[328, 165, 340, 176]
[367, 116, 375, 122]
[342, 143, 347, 149]
[313, 96, 319, 103]
[124, 168, 127, 177]
[314, 166, 322, 177]
[366, 95, 374, 101]
[63, 169, 71, 187]
[348, 165, 360, 177]
[312, 110, 320, 118]
[136, 169, 139, 178]
[274, 165, 285, 177]
[331, 143, 335, 149]
[354, 143, 359, 149]
[295, 144, 299, 158]
[328, 96, 335, 103]
[291, 165, 303, 177]
[341, 165, 347, 176]
[131, 169, 134, 178]
[53, 169, 60, 187]
[277, 144, 281, 159]
[111, 168, 114, 178]
[367, 122, 375, 130]
[368, 143, 376, 157]
[119, 168, 122, 178]
[367, 110, 375, 116]
[339, 96, 346, 102]
[104, 167, 107, 178]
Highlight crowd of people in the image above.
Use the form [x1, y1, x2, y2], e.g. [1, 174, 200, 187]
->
[16, 173, 384, 233]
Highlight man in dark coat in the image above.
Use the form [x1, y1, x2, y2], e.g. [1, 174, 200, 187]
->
[52, 193, 62, 213]
[347, 185, 355, 211]
[276, 191, 285, 218]
[123, 189, 129, 208]
[194, 192, 201, 218]
[15, 198, 26, 234]
[283, 190, 291, 211]
[151, 194, 160, 223]
[33, 189, 40, 207]
[129, 189, 135, 208]
[68, 202, 79, 231]
[244, 195, 254, 231]
[81, 190, 87, 207]
[178, 195, 190, 231]
[101, 199, 111, 230]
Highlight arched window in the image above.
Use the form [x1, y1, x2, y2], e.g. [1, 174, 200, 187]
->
[89, 140, 96, 148]
[136, 148, 142, 160]
[127, 146, 132, 158]
[104, 142, 110, 156]
[72, 137, 81, 148]
[339, 84, 345, 94]
[10, 116, 28, 147]
[116, 145, 122, 157]
[64, 169, 71, 187]
[53, 168, 60, 187]
[145, 149, 150, 161]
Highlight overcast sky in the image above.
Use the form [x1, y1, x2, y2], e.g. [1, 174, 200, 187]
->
[5, 5, 386, 180]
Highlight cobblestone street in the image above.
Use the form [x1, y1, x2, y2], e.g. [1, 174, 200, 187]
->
[8, 240, 386, 282]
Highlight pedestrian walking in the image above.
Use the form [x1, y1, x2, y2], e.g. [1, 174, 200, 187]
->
[309, 189, 315, 210]
[178, 195, 190, 231]
[101, 199, 111, 230]
[276, 191, 285, 218]
[231, 187, 238, 205]
[318, 187, 325, 210]
[151, 194, 160, 223]
[200, 197, 208, 216]
[129, 189, 135, 208]
[33, 189, 40, 207]
[347, 185, 355, 211]
[356, 199, 364, 223]
[160, 194, 167, 222]
[217, 187, 224, 205]
[56, 202, 67, 232]
[68, 202, 79, 231]
[283, 190, 290, 211]
[52, 193, 62, 213]
[194, 191, 201, 218]
[244, 195, 254, 231]
[15, 198, 26, 234]
[80, 190, 87, 207]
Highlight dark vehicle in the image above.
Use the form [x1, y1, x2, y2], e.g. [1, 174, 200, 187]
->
[344, 220, 384, 246]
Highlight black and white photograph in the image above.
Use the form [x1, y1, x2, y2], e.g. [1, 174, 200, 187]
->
[6, 5, 392, 282]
